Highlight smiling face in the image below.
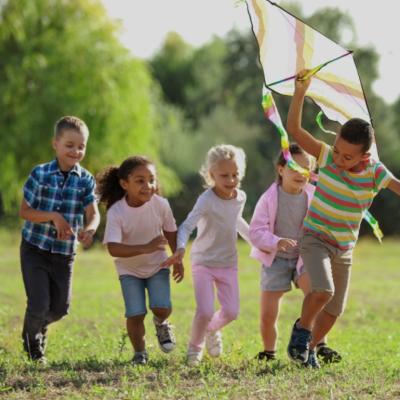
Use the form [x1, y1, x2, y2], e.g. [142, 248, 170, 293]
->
[119, 164, 157, 207]
[52, 129, 87, 171]
[278, 153, 312, 194]
[333, 136, 370, 172]
[210, 159, 240, 200]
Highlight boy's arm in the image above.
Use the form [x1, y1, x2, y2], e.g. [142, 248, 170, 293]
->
[387, 177, 400, 196]
[78, 202, 101, 248]
[19, 199, 73, 240]
[286, 70, 323, 158]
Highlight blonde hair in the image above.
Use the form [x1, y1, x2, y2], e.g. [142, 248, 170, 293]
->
[199, 144, 246, 188]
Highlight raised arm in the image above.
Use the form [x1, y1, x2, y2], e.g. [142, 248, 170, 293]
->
[387, 176, 400, 196]
[286, 70, 322, 158]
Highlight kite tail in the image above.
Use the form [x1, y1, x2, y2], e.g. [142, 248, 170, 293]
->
[364, 211, 383, 243]
[316, 111, 336, 135]
[262, 88, 311, 178]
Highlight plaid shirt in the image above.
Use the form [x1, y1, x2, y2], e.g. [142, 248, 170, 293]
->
[22, 159, 96, 255]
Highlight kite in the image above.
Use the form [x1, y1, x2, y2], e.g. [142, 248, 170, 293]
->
[246, 0, 383, 241]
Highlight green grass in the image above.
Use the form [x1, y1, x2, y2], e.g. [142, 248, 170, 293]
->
[0, 229, 400, 399]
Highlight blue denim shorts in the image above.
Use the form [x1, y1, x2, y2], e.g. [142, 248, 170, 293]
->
[119, 268, 171, 318]
[260, 256, 304, 292]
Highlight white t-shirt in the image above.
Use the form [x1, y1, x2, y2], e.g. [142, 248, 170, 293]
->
[103, 194, 177, 278]
[177, 188, 249, 268]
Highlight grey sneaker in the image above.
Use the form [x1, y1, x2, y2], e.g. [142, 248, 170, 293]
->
[303, 350, 320, 369]
[287, 319, 312, 363]
[132, 351, 148, 366]
[154, 319, 176, 353]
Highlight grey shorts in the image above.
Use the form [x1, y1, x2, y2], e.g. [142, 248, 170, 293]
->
[300, 232, 353, 317]
[260, 256, 305, 292]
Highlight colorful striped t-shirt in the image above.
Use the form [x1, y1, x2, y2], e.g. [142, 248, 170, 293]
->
[303, 143, 393, 250]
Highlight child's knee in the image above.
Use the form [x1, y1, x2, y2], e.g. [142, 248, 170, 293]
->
[222, 308, 239, 323]
[310, 290, 333, 304]
[195, 309, 214, 323]
[151, 307, 171, 320]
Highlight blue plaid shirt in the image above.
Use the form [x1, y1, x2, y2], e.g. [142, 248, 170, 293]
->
[22, 159, 96, 255]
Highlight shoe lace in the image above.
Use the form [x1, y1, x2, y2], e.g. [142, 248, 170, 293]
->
[294, 329, 311, 349]
[307, 351, 320, 368]
[157, 323, 175, 343]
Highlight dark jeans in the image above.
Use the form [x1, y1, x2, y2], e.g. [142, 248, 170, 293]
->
[20, 238, 74, 358]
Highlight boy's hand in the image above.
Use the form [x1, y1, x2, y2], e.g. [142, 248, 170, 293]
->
[145, 235, 168, 253]
[295, 69, 312, 94]
[78, 229, 95, 248]
[52, 213, 74, 240]
[161, 248, 185, 267]
[172, 262, 184, 283]
[277, 238, 297, 252]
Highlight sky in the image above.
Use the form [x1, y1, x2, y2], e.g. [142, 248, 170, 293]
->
[102, 0, 400, 103]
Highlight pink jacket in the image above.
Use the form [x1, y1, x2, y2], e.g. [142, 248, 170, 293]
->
[249, 182, 315, 272]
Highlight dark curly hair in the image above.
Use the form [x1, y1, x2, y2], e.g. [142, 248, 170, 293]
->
[96, 156, 155, 209]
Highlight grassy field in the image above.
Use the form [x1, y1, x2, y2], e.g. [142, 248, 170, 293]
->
[0, 228, 399, 399]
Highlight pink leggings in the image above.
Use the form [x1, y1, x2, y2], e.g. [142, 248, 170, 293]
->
[189, 264, 239, 351]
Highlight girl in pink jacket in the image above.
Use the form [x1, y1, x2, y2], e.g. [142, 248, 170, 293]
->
[249, 144, 340, 365]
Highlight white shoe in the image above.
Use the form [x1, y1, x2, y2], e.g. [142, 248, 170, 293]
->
[205, 330, 223, 357]
[186, 348, 203, 366]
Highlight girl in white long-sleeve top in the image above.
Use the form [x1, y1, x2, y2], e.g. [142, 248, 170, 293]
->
[163, 144, 249, 366]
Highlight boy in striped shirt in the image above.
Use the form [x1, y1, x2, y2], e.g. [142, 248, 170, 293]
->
[286, 70, 400, 368]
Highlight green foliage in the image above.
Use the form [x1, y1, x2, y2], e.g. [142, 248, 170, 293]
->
[150, 6, 400, 233]
[0, 0, 179, 213]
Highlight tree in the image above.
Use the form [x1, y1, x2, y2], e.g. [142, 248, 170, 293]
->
[0, 0, 179, 214]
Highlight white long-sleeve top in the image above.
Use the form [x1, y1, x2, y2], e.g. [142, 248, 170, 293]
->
[177, 188, 249, 268]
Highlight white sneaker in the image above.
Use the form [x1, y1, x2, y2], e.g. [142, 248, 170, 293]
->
[205, 330, 223, 357]
[186, 348, 203, 366]
[154, 319, 176, 353]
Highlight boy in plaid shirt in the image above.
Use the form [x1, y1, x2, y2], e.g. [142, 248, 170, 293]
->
[19, 116, 100, 362]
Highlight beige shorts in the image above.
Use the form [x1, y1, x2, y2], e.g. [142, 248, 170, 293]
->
[300, 232, 353, 317]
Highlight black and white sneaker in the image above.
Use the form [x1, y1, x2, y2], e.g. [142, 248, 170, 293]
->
[132, 350, 148, 366]
[303, 350, 320, 369]
[316, 344, 342, 363]
[154, 319, 176, 353]
[287, 319, 312, 363]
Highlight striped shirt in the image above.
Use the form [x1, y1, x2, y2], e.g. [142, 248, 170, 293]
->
[303, 143, 393, 250]
[22, 159, 96, 255]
